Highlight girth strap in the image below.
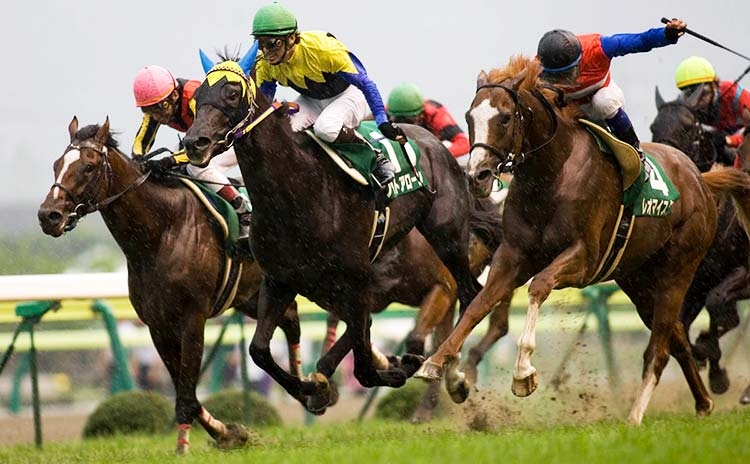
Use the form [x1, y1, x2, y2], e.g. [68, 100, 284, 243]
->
[589, 204, 635, 284]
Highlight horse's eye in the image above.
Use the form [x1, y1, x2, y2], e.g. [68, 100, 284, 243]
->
[223, 88, 241, 103]
[496, 112, 511, 126]
[83, 163, 96, 173]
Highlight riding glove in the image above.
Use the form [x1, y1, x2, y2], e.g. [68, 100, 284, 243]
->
[145, 156, 177, 175]
[378, 121, 407, 142]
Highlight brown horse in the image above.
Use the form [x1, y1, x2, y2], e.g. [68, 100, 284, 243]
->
[415, 55, 750, 424]
[321, 200, 506, 422]
[37, 118, 304, 453]
[183, 55, 482, 411]
[651, 92, 750, 396]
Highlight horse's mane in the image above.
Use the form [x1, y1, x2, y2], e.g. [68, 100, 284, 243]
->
[486, 54, 584, 123]
[75, 124, 120, 150]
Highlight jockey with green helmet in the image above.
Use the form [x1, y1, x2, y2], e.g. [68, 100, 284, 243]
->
[132, 65, 251, 239]
[675, 56, 750, 166]
[536, 18, 687, 154]
[251, 1, 404, 189]
[387, 82, 470, 167]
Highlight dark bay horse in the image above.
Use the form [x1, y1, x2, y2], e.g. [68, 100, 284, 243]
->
[182, 56, 482, 411]
[37, 118, 303, 453]
[651, 92, 750, 396]
[415, 55, 750, 424]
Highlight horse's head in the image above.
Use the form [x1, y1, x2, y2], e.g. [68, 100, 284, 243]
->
[465, 57, 553, 197]
[650, 86, 716, 172]
[38, 117, 117, 236]
[183, 45, 259, 166]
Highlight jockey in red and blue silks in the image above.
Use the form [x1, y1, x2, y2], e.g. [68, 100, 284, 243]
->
[536, 19, 687, 153]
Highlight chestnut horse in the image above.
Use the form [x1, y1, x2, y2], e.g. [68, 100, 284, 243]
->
[183, 54, 482, 411]
[415, 55, 750, 424]
[37, 118, 304, 453]
[651, 92, 750, 396]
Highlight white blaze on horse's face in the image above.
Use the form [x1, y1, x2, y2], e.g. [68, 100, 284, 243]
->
[53, 148, 81, 199]
[466, 98, 500, 177]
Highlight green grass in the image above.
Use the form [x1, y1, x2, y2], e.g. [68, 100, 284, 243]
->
[1, 409, 748, 464]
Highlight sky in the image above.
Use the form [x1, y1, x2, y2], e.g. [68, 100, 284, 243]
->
[2, 0, 749, 220]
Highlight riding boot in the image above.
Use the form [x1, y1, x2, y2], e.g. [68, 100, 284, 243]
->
[217, 185, 251, 240]
[607, 108, 644, 162]
[334, 127, 396, 189]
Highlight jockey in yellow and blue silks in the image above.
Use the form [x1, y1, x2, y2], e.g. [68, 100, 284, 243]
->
[251, 1, 404, 188]
[536, 18, 687, 154]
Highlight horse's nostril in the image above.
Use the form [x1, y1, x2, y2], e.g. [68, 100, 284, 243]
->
[194, 137, 211, 150]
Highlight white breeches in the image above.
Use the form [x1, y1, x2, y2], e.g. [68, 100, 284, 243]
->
[579, 80, 626, 121]
[289, 85, 369, 142]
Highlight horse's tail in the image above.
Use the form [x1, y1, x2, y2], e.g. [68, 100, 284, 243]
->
[468, 197, 504, 252]
[701, 166, 750, 238]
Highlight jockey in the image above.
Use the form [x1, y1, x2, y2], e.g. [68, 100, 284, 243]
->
[132, 65, 251, 240]
[251, 1, 404, 189]
[387, 82, 471, 167]
[674, 56, 750, 167]
[536, 18, 688, 154]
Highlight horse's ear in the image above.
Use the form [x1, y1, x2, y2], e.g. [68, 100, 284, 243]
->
[684, 83, 704, 109]
[507, 68, 529, 91]
[477, 70, 489, 90]
[68, 116, 79, 141]
[238, 40, 259, 77]
[199, 49, 215, 75]
[95, 117, 110, 146]
[655, 86, 665, 109]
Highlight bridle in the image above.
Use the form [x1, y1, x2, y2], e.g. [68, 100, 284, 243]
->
[652, 101, 707, 159]
[51, 142, 150, 231]
[470, 83, 559, 174]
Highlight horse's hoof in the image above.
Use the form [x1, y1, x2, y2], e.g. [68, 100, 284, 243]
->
[214, 423, 250, 450]
[175, 442, 189, 455]
[459, 362, 479, 385]
[739, 389, 750, 405]
[709, 367, 730, 394]
[511, 372, 538, 397]
[414, 358, 443, 381]
[696, 398, 714, 417]
[446, 374, 470, 404]
[307, 378, 339, 413]
[376, 368, 407, 387]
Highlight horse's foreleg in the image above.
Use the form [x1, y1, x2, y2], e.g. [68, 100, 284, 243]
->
[406, 284, 456, 356]
[513, 244, 589, 397]
[279, 300, 304, 377]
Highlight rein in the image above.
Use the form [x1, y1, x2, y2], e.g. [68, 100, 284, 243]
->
[471, 83, 559, 174]
[53, 143, 151, 231]
[221, 100, 293, 148]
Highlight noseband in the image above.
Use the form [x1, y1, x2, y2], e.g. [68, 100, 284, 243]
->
[470, 83, 559, 174]
[51, 143, 150, 231]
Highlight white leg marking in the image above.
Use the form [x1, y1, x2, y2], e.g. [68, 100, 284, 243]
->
[628, 371, 658, 425]
[513, 300, 540, 380]
[53, 149, 81, 199]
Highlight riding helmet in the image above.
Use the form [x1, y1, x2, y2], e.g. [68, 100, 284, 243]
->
[675, 56, 717, 89]
[537, 29, 582, 73]
[133, 65, 177, 108]
[252, 1, 298, 36]
[387, 83, 425, 117]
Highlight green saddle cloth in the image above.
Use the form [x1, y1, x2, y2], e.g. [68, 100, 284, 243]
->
[191, 181, 249, 252]
[623, 153, 680, 217]
[332, 121, 429, 199]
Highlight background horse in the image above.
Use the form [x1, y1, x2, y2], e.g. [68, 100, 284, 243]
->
[37, 118, 303, 453]
[651, 93, 750, 397]
[415, 55, 750, 425]
[183, 55, 482, 412]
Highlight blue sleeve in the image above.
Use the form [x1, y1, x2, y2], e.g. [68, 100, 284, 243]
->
[260, 81, 277, 100]
[600, 27, 676, 58]
[339, 52, 389, 126]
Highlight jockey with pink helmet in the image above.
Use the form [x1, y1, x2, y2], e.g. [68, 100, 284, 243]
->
[132, 65, 251, 240]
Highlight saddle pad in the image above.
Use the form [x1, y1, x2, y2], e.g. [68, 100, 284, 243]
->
[183, 179, 242, 252]
[623, 154, 680, 217]
[313, 121, 429, 199]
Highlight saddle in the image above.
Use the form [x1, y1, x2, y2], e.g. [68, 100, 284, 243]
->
[579, 119, 641, 190]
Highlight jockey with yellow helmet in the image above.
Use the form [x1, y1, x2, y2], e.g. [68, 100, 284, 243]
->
[387, 83, 471, 167]
[675, 56, 750, 165]
[536, 19, 687, 154]
[132, 65, 251, 240]
[251, 1, 404, 189]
